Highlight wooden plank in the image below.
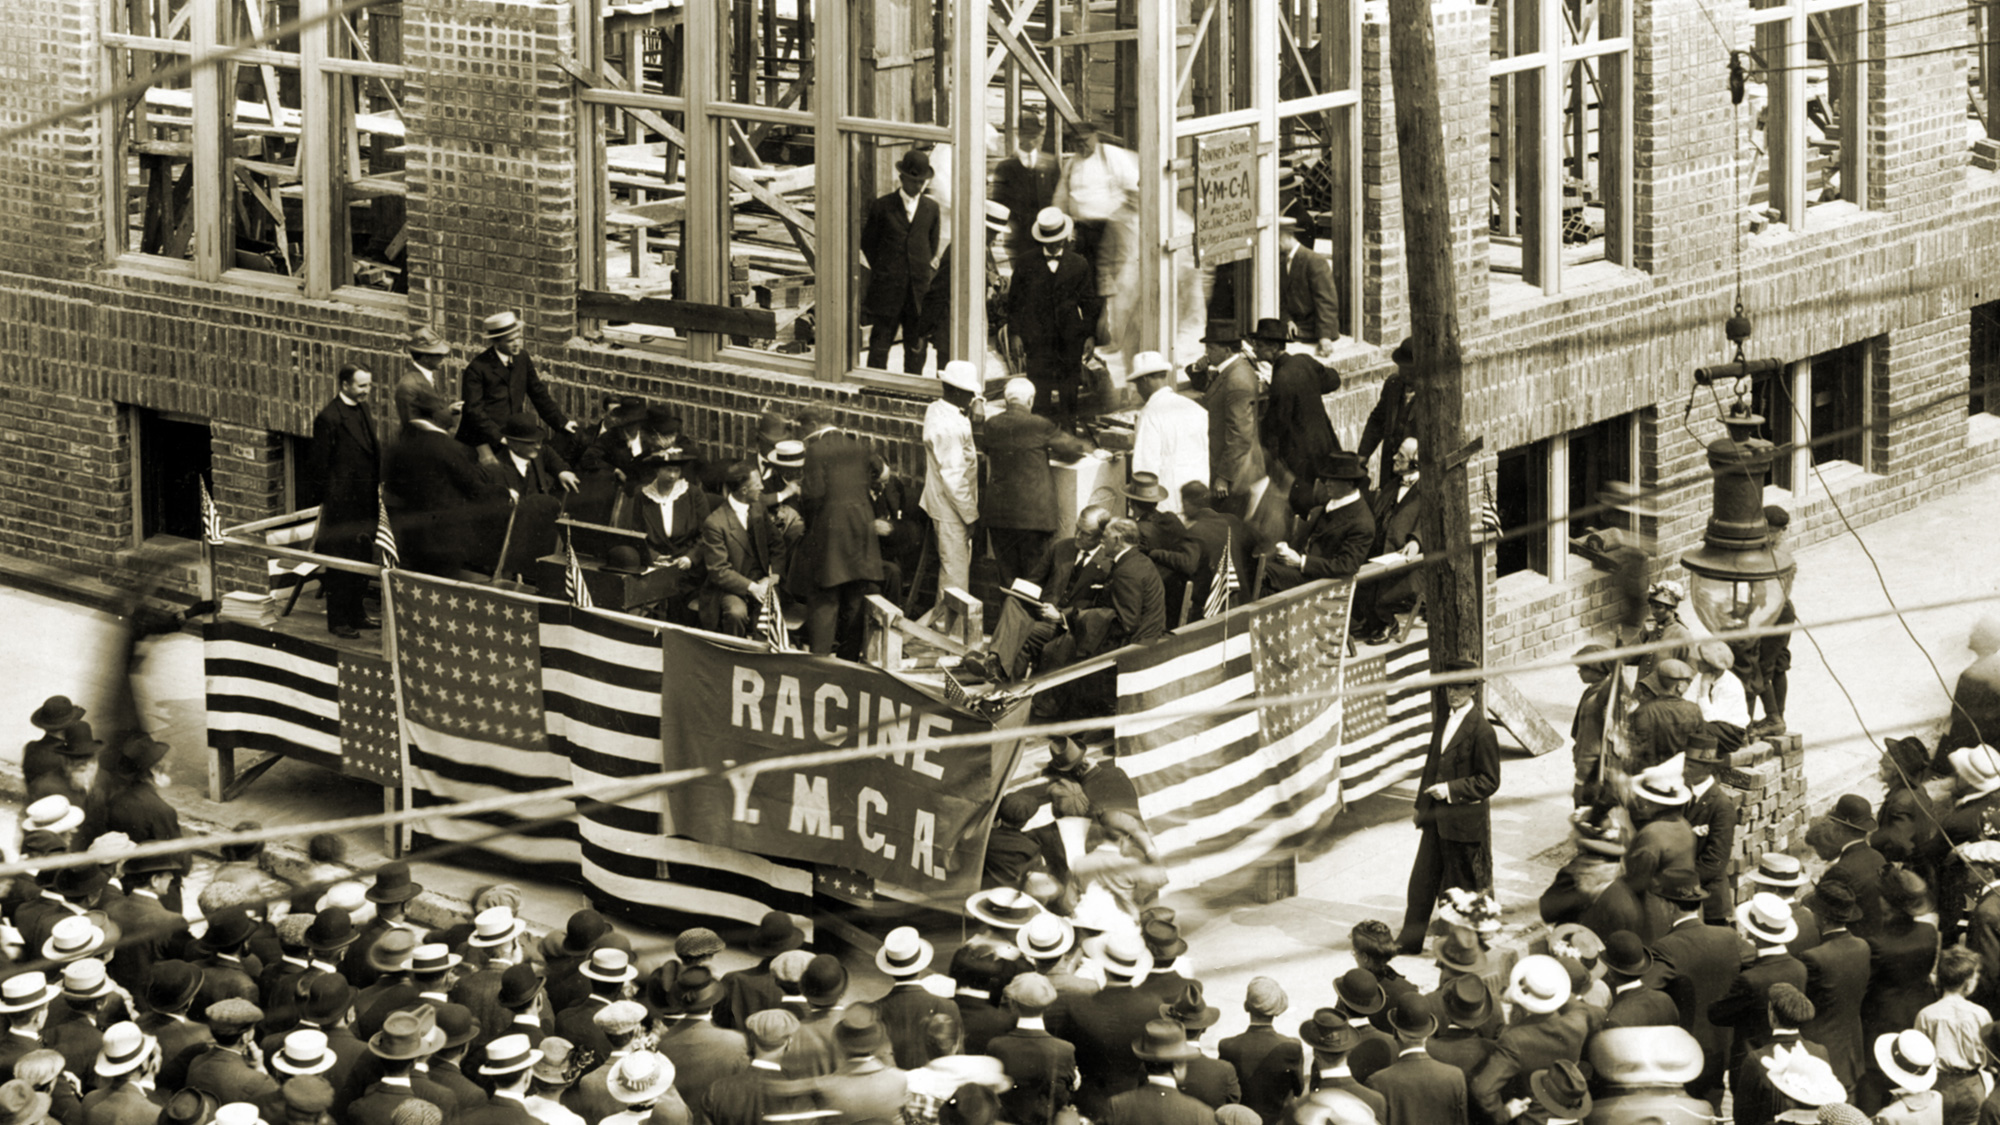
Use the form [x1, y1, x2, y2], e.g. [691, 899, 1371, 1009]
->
[1484, 672, 1564, 757]
[578, 288, 778, 339]
[985, 9, 1084, 128]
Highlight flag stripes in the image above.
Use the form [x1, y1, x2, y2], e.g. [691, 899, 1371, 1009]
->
[199, 477, 225, 544]
[375, 495, 399, 568]
[1337, 639, 1434, 802]
[205, 623, 341, 771]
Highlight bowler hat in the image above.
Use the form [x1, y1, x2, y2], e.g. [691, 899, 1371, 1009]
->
[833, 1004, 887, 1056]
[300, 974, 354, 1025]
[800, 953, 848, 1007]
[1601, 930, 1651, 978]
[1387, 993, 1438, 1039]
[1159, 983, 1220, 1030]
[58, 722, 101, 760]
[497, 963, 543, 1010]
[1531, 1060, 1593, 1119]
[304, 911, 359, 953]
[54, 864, 108, 901]
[499, 413, 544, 443]
[1316, 452, 1369, 482]
[29, 696, 84, 731]
[370, 1005, 446, 1060]
[1333, 969, 1385, 1016]
[146, 961, 202, 1013]
[408, 327, 450, 356]
[1439, 656, 1484, 680]
[1826, 793, 1878, 833]
[1124, 472, 1169, 504]
[1654, 866, 1707, 906]
[747, 911, 804, 958]
[1132, 1018, 1199, 1061]
[602, 545, 645, 574]
[1391, 337, 1414, 364]
[1439, 975, 1492, 1029]
[1250, 317, 1290, 344]
[1201, 321, 1242, 346]
[366, 862, 422, 904]
[435, 1003, 479, 1049]
[896, 149, 935, 179]
[200, 909, 256, 953]
[1298, 1009, 1358, 1053]
[1030, 207, 1073, 244]
[481, 311, 522, 339]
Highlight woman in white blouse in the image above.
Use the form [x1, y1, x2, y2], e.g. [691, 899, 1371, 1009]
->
[625, 446, 710, 582]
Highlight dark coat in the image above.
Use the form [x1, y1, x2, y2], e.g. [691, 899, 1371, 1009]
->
[307, 396, 383, 560]
[136, 1016, 210, 1093]
[1005, 247, 1101, 363]
[987, 1026, 1076, 1125]
[456, 1093, 538, 1125]
[1469, 1009, 1589, 1124]
[1732, 1033, 1830, 1125]
[79, 1082, 160, 1125]
[1365, 1048, 1468, 1125]
[1218, 1025, 1303, 1124]
[1096, 548, 1167, 648]
[1308, 1072, 1387, 1118]
[1032, 538, 1105, 609]
[383, 425, 508, 577]
[101, 889, 184, 995]
[1261, 354, 1342, 482]
[459, 347, 567, 454]
[654, 1018, 750, 1120]
[105, 783, 179, 846]
[552, 995, 615, 1063]
[1828, 841, 1890, 937]
[1649, 914, 1745, 1096]
[1863, 918, 1941, 1043]
[1181, 1055, 1242, 1109]
[702, 500, 779, 596]
[1414, 706, 1501, 844]
[876, 980, 958, 1070]
[1279, 244, 1342, 343]
[489, 442, 573, 499]
[1293, 498, 1376, 582]
[1100, 1080, 1216, 1125]
[182, 1044, 280, 1106]
[957, 998, 1017, 1056]
[993, 152, 1060, 226]
[1707, 949, 1807, 1064]
[859, 190, 942, 318]
[792, 429, 883, 591]
[1687, 783, 1741, 913]
[1051, 982, 1160, 1119]
[628, 484, 712, 568]
[1800, 927, 1871, 1091]
[1205, 355, 1266, 492]
[1357, 374, 1416, 481]
[981, 405, 1092, 531]
[718, 962, 783, 1032]
[1604, 981, 1680, 1029]
[701, 1063, 818, 1125]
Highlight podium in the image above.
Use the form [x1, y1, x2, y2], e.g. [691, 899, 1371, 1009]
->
[530, 555, 686, 612]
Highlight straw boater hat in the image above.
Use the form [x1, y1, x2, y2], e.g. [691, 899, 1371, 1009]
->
[1015, 912, 1075, 961]
[1632, 754, 1693, 807]
[1749, 853, 1808, 888]
[1736, 892, 1801, 945]
[43, 917, 107, 963]
[270, 1029, 337, 1077]
[0, 973, 57, 1015]
[93, 1023, 156, 1079]
[876, 927, 935, 978]
[1506, 956, 1572, 1016]
[62, 959, 116, 1002]
[1031, 207, 1074, 244]
[966, 888, 1042, 931]
[1951, 746, 2000, 798]
[478, 1034, 542, 1077]
[481, 311, 522, 339]
[1092, 931, 1153, 984]
[580, 949, 638, 985]
[466, 906, 526, 948]
[22, 797, 83, 837]
[608, 1051, 677, 1105]
[766, 440, 805, 470]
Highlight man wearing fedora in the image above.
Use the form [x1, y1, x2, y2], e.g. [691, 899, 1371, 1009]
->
[994, 111, 1060, 247]
[1156, 984, 1237, 1110]
[1277, 216, 1342, 357]
[1649, 865, 1745, 1108]
[1299, 1005, 1386, 1115]
[459, 311, 574, 469]
[1191, 322, 1266, 511]
[1798, 878, 1869, 1091]
[347, 1006, 451, 1125]
[304, 364, 382, 639]
[860, 148, 943, 375]
[1683, 734, 1742, 923]
[1130, 351, 1208, 516]
[84, 1021, 162, 1125]
[1251, 316, 1342, 486]
[135, 962, 210, 1093]
[982, 376, 1093, 588]
[1097, 1019, 1213, 1125]
[383, 386, 512, 580]
[22, 696, 86, 793]
[1364, 993, 1468, 1125]
[1269, 451, 1375, 593]
[1398, 658, 1500, 954]
[719, 911, 803, 1033]
[923, 361, 985, 603]
[654, 966, 748, 1113]
[1809, 794, 1889, 937]
[1004, 207, 1102, 423]
[103, 852, 184, 995]
[396, 327, 457, 429]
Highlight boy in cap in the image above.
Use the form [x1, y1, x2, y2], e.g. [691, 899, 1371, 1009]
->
[1731, 983, 1825, 1125]
[701, 1010, 816, 1125]
[184, 1000, 278, 1107]
[985, 973, 1076, 1125]
[1218, 977, 1302, 1125]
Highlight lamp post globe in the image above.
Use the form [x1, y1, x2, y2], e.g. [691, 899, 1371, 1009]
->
[1679, 404, 1795, 636]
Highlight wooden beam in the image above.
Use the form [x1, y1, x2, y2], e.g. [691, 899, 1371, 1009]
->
[578, 288, 778, 338]
[984, 8, 1082, 128]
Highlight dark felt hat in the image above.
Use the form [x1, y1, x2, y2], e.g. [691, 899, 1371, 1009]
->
[1298, 1008, 1359, 1053]
[833, 1003, 886, 1055]
[1531, 1059, 1593, 1119]
[1124, 472, 1170, 504]
[1827, 794, 1878, 833]
[199, 909, 256, 952]
[58, 721, 101, 759]
[300, 973, 354, 1024]
[674, 966, 725, 1013]
[160, 1089, 214, 1125]
[1315, 452, 1370, 482]
[1386, 993, 1438, 1039]
[800, 953, 848, 1007]
[1141, 918, 1189, 961]
[1131, 1018, 1199, 1061]
[602, 545, 645, 575]
[1201, 321, 1242, 346]
[1601, 930, 1652, 978]
[499, 413, 544, 443]
[1159, 983, 1220, 1030]
[1250, 317, 1290, 344]
[29, 696, 85, 731]
[560, 910, 613, 957]
[434, 1002, 480, 1049]
[1333, 969, 1385, 1016]
[1654, 866, 1708, 906]
[747, 911, 804, 958]
[497, 963, 543, 1011]
[1438, 975, 1492, 1029]
[1433, 925, 1488, 977]
[54, 864, 109, 901]
[1810, 878, 1864, 924]
[605, 399, 648, 429]
[145, 961, 202, 1013]
[119, 734, 169, 774]
[896, 149, 935, 179]
[370, 1005, 446, 1061]
[304, 911, 359, 953]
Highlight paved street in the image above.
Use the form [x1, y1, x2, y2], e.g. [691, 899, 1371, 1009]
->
[4, 471, 1997, 1010]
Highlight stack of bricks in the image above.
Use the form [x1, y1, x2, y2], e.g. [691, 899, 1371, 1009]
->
[1723, 733, 1809, 904]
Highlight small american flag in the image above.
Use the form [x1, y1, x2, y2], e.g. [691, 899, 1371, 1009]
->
[198, 477, 224, 545]
[374, 493, 400, 569]
[1476, 478, 1503, 540]
[1205, 531, 1240, 619]
[759, 587, 792, 652]
[943, 668, 970, 709]
[563, 532, 593, 609]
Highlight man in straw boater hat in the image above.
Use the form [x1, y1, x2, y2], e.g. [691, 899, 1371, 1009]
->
[1744, 851, 1819, 955]
[468, 1033, 543, 1125]
[858, 147, 944, 375]
[458, 310, 574, 469]
[1398, 656, 1500, 953]
[1871, 1029, 1942, 1123]
[1469, 955, 1585, 1122]
[1708, 892, 1806, 1072]
[86, 1020, 161, 1124]
[1003, 207, 1102, 425]
[871, 927, 953, 1071]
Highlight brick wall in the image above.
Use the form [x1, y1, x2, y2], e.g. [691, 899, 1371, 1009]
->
[1726, 734, 1809, 906]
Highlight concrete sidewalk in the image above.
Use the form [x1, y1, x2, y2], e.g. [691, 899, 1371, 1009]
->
[2, 471, 1996, 1018]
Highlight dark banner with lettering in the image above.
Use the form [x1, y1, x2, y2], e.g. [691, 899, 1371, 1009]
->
[660, 631, 1016, 890]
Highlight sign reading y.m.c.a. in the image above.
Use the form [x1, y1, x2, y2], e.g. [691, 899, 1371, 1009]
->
[1196, 126, 1257, 266]
[660, 631, 999, 885]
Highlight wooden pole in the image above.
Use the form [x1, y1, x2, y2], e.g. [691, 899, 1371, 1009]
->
[1385, 0, 1482, 668]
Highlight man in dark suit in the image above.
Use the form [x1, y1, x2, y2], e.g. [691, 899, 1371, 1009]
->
[1005, 208, 1103, 421]
[859, 148, 943, 374]
[1354, 439, 1424, 644]
[1028, 506, 1110, 606]
[463, 1034, 540, 1125]
[383, 388, 510, 580]
[395, 326, 456, 428]
[1811, 795, 1888, 936]
[1218, 977, 1303, 1125]
[1364, 995, 1468, 1125]
[489, 412, 578, 501]
[1099, 1020, 1215, 1125]
[1048, 934, 1159, 1119]
[790, 412, 884, 658]
[1278, 217, 1342, 354]
[700, 461, 782, 638]
[1684, 735, 1742, 922]
[1729, 983, 1828, 1125]
[994, 111, 1061, 245]
[1600, 931, 1678, 1028]
[1398, 658, 1501, 952]
[1255, 319, 1343, 490]
[1424, 977, 1496, 1088]
[183, 1000, 279, 1107]
[1358, 338, 1419, 496]
[1298, 1009, 1386, 1117]
[1157, 985, 1239, 1110]
[102, 855, 187, 996]
[1647, 867, 1745, 1109]
[1271, 452, 1376, 593]
[305, 364, 382, 638]
[655, 969, 750, 1116]
[458, 311, 574, 467]
[986, 973, 1076, 1125]
[1031, 518, 1165, 672]
[1194, 323, 1265, 507]
[1797, 879, 1870, 1091]
[1178, 483, 1252, 618]
[1469, 956, 1588, 1125]
[983, 377, 1094, 584]
[1707, 893, 1807, 1077]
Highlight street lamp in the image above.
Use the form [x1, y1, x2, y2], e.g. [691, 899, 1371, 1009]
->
[1679, 381, 1795, 635]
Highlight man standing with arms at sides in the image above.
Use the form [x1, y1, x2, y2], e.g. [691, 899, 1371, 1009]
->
[859, 149, 943, 375]
[922, 361, 983, 605]
[1276, 216, 1342, 358]
[306, 364, 381, 640]
[459, 311, 576, 469]
[1399, 660, 1501, 954]
[1195, 323, 1264, 514]
[993, 111, 1060, 254]
[983, 377, 1093, 586]
[1005, 207, 1102, 424]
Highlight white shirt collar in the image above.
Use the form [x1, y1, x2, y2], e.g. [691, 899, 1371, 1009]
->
[338, 392, 360, 408]
[508, 450, 531, 476]
[1692, 775, 1716, 799]
[1146, 1075, 1177, 1089]
[412, 361, 434, 380]
[1017, 1016, 1046, 1031]
[728, 495, 751, 526]
[1323, 492, 1360, 514]
[1319, 1065, 1352, 1079]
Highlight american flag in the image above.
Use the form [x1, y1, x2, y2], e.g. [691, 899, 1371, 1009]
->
[759, 587, 791, 652]
[1337, 636, 1435, 802]
[202, 622, 402, 785]
[1477, 477, 1503, 540]
[1204, 531, 1240, 619]
[199, 477, 225, 545]
[375, 494, 400, 569]
[390, 574, 813, 934]
[1115, 580, 1355, 889]
[563, 533, 593, 609]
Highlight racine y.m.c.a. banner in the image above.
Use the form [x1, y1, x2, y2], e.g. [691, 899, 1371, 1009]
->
[661, 630, 1016, 890]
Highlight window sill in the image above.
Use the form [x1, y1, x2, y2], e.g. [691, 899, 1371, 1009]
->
[98, 257, 408, 312]
[1747, 199, 1883, 246]
[1969, 412, 2000, 449]
[1486, 258, 1653, 323]
[1494, 567, 1555, 601]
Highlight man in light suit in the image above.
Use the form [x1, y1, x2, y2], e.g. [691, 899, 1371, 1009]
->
[700, 462, 783, 638]
[305, 364, 381, 639]
[1194, 323, 1264, 509]
[1277, 216, 1342, 355]
[859, 148, 943, 374]
[1398, 658, 1501, 953]
[459, 311, 575, 467]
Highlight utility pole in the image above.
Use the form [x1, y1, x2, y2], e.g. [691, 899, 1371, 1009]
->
[1386, 0, 1482, 667]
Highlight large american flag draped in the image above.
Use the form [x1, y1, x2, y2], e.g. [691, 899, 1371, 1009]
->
[1116, 581, 1354, 889]
[390, 574, 813, 933]
[203, 622, 402, 785]
[1337, 636, 1435, 801]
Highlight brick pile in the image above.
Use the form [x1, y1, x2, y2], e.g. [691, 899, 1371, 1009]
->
[1722, 733, 1809, 905]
